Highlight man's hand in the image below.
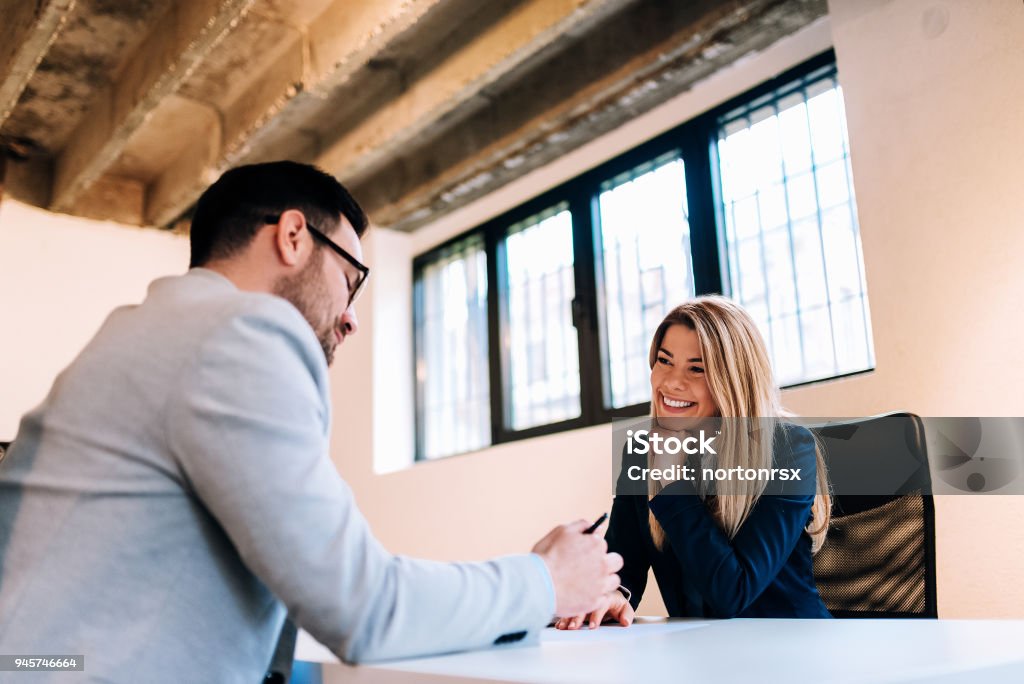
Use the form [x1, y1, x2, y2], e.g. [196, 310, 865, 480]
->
[532, 520, 623, 617]
[553, 588, 635, 630]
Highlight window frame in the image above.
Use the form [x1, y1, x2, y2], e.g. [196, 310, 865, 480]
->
[412, 49, 872, 460]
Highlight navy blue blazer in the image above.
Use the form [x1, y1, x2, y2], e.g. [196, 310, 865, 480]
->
[607, 423, 831, 619]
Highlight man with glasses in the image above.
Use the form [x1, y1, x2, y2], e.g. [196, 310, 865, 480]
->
[0, 162, 622, 683]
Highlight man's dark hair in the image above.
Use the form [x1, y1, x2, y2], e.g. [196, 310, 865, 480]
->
[189, 161, 369, 267]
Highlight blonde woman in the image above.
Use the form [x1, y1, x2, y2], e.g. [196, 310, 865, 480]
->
[557, 296, 831, 629]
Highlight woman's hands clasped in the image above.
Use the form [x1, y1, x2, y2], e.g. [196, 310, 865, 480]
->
[554, 588, 635, 630]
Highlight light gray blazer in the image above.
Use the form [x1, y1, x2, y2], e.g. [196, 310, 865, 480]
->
[0, 268, 553, 683]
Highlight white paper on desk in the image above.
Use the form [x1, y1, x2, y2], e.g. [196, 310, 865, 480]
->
[541, 621, 707, 644]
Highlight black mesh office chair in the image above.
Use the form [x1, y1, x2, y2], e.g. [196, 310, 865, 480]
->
[810, 413, 938, 618]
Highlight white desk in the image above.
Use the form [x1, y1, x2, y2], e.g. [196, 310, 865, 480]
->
[296, 618, 1024, 683]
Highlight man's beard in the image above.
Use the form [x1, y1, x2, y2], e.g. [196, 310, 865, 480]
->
[272, 251, 340, 365]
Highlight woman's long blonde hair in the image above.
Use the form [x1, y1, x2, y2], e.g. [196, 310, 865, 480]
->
[647, 295, 831, 552]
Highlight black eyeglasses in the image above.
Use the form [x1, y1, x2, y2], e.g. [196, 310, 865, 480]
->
[264, 214, 370, 309]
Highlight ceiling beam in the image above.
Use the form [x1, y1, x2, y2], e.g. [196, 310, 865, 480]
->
[0, 0, 76, 129]
[313, 0, 635, 186]
[144, 0, 452, 226]
[73, 175, 146, 226]
[49, 0, 255, 216]
[219, 0, 452, 165]
[146, 96, 222, 226]
[0, 156, 52, 209]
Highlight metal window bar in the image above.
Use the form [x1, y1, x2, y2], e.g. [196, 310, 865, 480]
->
[771, 98, 809, 377]
[802, 76, 841, 377]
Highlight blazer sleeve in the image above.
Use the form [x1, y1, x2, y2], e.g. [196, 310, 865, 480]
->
[647, 425, 817, 618]
[164, 301, 554, 663]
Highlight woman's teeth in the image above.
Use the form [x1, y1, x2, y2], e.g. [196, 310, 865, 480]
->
[663, 395, 695, 408]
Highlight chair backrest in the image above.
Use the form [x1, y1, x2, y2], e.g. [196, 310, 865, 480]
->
[810, 413, 938, 618]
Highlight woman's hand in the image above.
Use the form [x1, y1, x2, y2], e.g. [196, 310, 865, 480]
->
[554, 590, 635, 630]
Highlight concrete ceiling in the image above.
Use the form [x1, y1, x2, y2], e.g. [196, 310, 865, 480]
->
[0, 0, 826, 233]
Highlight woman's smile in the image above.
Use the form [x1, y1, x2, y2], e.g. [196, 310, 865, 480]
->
[659, 391, 698, 414]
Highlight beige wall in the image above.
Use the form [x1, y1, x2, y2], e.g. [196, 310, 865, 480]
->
[2, 0, 1021, 620]
[0, 199, 190, 438]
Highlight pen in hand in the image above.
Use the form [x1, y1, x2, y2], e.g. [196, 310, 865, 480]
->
[583, 512, 608, 535]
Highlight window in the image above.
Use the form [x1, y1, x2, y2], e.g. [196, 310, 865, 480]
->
[715, 63, 873, 385]
[500, 204, 581, 430]
[414, 235, 490, 459]
[596, 152, 694, 409]
[413, 51, 872, 459]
